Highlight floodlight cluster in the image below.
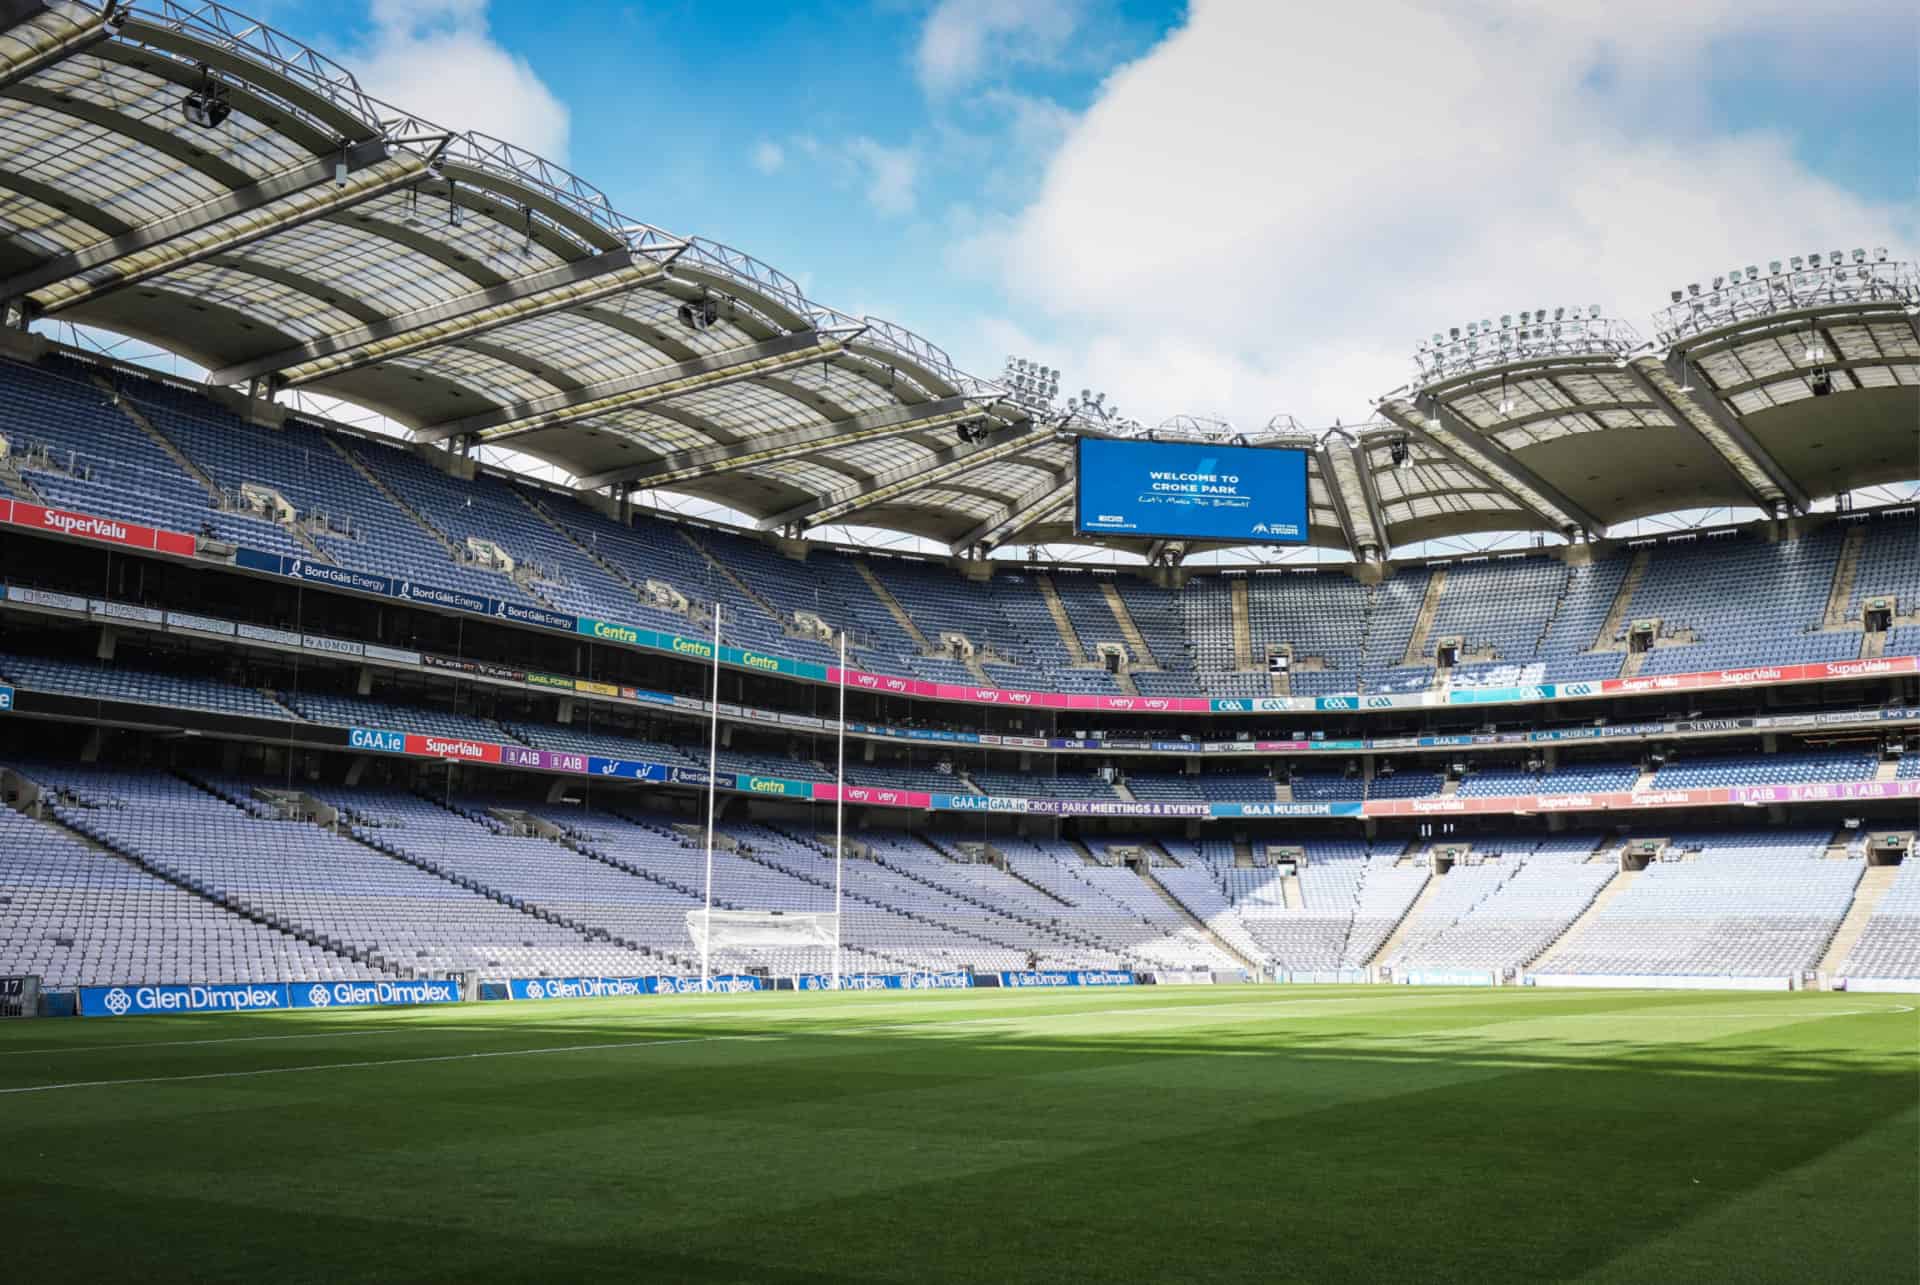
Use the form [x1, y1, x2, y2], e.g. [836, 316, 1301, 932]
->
[1002, 356, 1060, 414]
[1653, 249, 1917, 345]
[1412, 307, 1641, 383]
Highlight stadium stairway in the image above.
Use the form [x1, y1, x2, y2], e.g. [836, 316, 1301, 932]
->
[1822, 524, 1867, 627]
[854, 562, 933, 652]
[1280, 872, 1303, 909]
[1874, 758, 1900, 783]
[1138, 865, 1261, 971]
[679, 529, 787, 635]
[1229, 578, 1254, 670]
[1401, 568, 1448, 665]
[1034, 574, 1091, 665]
[1592, 547, 1653, 651]
[1818, 864, 1901, 977]
[518, 493, 657, 616]
[1101, 581, 1161, 669]
[1524, 867, 1639, 973]
[28, 791, 405, 979]
[101, 377, 337, 565]
[1366, 868, 1440, 970]
[326, 438, 465, 565]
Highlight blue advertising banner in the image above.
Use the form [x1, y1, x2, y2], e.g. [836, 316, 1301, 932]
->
[998, 970, 1136, 988]
[80, 982, 289, 1017]
[654, 974, 765, 994]
[1076, 437, 1308, 543]
[349, 726, 406, 753]
[0, 684, 11, 712]
[1207, 801, 1365, 818]
[511, 976, 660, 1000]
[795, 972, 976, 990]
[585, 756, 670, 783]
[288, 978, 461, 1009]
[494, 601, 577, 632]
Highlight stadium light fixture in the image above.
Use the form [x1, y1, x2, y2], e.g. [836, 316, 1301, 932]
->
[1496, 375, 1514, 416]
[180, 67, 232, 130]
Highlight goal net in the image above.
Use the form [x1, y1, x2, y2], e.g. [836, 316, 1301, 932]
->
[0, 975, 41, 1019]
[685, 910, 838, 954]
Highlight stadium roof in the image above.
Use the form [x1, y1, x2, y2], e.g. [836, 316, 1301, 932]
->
[1, 1, 1915, 564]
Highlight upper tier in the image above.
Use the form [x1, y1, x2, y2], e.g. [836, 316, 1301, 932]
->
[0, 350, 1914, 716]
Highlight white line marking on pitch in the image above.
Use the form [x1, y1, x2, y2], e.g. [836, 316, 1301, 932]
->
[0, 1028, 406, 1058]
[0, 1034, 775, 1096]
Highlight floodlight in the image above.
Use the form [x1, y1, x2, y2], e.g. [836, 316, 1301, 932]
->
[1389, 439, 1411, 469]
[1769, 260, 1782, 274]
[1874, 247, 1889, 262]
[1589, 304, 1601, 318]
[1791, 256, 1804, 270]
[1711, 276, 1723, 291]
[1852, 249, 1866, 264]
[1809, 367, 1833, 397]
[1687, 283, 1700, 297]
[1808, 252, 1822, 268]
[1746, 265, 1758, 279]
[1670, 290, 1683, 304]
[180, 68, 231, 129]
[1830, 249, 1842, 265]
[333, 155, 348, 187]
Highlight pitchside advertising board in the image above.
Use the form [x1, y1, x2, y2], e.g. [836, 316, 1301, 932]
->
[78, 978, 460, 1017]
[1075, 437, 1309, 543]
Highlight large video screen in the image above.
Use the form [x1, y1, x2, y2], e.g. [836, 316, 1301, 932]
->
[1074, 437, 1309, 543]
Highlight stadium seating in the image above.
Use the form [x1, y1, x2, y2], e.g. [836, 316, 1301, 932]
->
[1838, 858, 1920, 981]
[1534, 829, 1862, 979]
[4, 352, 1914, 704]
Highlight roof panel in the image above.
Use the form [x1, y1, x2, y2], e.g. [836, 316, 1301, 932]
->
[668, 380, 829, 434]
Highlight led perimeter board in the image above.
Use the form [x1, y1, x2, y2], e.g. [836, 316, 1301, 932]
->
[1074, 437, 1309, 543]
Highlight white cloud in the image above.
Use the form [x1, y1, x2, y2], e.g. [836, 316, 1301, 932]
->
[843, 138, 920, 216]
[347, 0, 570, 160]
[750, 140, 786, 174]
[916, 0, 1081, 95]
[981, 0, 1915, 428]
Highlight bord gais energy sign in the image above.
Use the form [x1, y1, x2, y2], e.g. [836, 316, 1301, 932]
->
[1074, 437, 1309, 544]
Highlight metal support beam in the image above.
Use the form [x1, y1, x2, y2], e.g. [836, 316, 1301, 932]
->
[1378, 403, 1598, 536]
[1347, 444, 1394, 558]
[948, 468, 1071, 553]
[4, 141, 408, 309]
[418, 329, 847, 443]
[206, 251, 665, 387]
[758, 425, 1035, 531]
[0, 2, 120, 93]
[578, 394, 980, 490]
[1652, 352, 1811, 513]
[1313, 443, 1369, 559]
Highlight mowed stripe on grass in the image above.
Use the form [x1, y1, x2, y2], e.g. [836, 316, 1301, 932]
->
[0, 986, 1912, 1284]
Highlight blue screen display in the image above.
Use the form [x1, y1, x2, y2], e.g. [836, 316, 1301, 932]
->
[1075, 437, 1309, 543]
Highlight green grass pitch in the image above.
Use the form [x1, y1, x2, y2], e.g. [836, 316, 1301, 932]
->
[3, 986, 1915, 1283]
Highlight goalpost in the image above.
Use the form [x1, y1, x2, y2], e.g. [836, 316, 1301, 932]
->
[694, 615, 852, 990]
[685, 910, 840, 957]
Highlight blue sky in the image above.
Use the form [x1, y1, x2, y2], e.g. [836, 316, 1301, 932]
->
[254, 0, 1914, 429]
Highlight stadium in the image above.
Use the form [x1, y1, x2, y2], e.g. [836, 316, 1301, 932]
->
[0, 2, 1915, 1280]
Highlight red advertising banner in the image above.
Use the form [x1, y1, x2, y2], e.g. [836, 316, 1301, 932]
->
[3, 501, 198, 556]
[1601, 656, 1917, 696]
[810, 782, 933, 809]
[402, 733, 504, 763]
